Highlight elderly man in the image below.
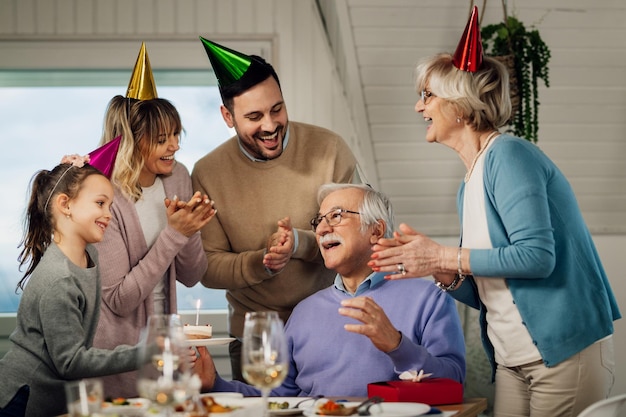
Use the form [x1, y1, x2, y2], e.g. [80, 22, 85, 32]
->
[195, 183, 465, 397]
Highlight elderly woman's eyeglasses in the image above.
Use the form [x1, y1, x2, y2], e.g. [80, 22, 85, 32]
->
[420, 90, 435, 105]
[310, 208, 361, 231]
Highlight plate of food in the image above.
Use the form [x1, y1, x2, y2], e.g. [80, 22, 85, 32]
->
[101, 397, 151, 416]
[184, 395, 263, 415]
[267, 397, 316, 415]
[183, 324, 235, 347]
[304, 399, 430, 417]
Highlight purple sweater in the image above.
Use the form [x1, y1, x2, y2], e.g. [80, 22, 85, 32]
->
[213, 274, 465, 397]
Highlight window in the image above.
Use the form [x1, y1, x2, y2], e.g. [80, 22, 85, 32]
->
[0, 70, 231, 313]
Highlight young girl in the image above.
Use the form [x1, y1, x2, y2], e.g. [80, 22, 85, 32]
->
[0, 156, 141, 417]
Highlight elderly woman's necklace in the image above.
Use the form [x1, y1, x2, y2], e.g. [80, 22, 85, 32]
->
[464, 130, 500, 183]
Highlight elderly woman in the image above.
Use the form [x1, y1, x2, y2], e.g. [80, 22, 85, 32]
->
[368, 8, 620, 417]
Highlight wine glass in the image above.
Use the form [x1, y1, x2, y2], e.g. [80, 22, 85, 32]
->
[242, 311, 289, 417]
[137, 314, 192, 416]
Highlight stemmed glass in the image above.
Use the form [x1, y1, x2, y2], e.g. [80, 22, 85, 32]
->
[242, 311, 289, 417]
[137, 314, 192, 416]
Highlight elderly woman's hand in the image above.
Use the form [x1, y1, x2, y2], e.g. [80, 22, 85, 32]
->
[369, 223, 448, 279]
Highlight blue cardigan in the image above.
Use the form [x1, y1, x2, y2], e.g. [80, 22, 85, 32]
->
[450, 134, 621, 377]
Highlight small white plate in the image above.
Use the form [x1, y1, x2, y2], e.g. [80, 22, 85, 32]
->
[304, 400, 430, 417]
[268, 397, 315, 415]
[184, 337, 235, 347]
[101, 398, 150, 416]
[201, 392, 244, 401]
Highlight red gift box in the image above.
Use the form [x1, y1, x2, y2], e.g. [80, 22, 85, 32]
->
[367, 378, 463, 405]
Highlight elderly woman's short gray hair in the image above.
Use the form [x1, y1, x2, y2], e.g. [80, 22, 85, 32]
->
[414, 53, 512, 131]
[317, 183, 395, 238]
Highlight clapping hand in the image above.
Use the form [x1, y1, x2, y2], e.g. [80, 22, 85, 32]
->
[369, 223, 445, 279]
[165, 191, 217, 237]
[263, 217, 294, 273]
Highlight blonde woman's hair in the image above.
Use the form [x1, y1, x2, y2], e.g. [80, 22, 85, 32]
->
[414, 53, 512, 131]
[100, 96, 183, 200]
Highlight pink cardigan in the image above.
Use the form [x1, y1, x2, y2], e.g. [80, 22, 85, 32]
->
[93, 162, 207, 398]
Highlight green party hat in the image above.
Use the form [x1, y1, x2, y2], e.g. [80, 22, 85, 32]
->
[199, 37, 252, 88]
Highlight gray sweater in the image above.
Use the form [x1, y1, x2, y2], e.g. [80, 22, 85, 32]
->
[0, 243, 139, 417]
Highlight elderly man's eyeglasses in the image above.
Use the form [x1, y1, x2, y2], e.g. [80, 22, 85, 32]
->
[310, 208, 361, 231]
[420, 90, 435, 105]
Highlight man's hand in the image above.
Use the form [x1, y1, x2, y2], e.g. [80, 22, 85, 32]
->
[193, 346, 217, 392]
[338, 296, 401, 353]
[263, 217, 295, 273]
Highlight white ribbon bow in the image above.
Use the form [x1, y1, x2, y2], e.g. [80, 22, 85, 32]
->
[398, 369, 433, 382]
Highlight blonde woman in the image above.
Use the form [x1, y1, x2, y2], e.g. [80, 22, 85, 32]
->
[93, 96, 216, 398]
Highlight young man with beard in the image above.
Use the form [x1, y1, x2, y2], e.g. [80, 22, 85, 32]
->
[192, 38, 359, 380]
[191, 183, 465, 397]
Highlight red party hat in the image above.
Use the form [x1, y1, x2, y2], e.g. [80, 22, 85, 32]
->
[453, 5, 483, 72]
[88, 135, 121, 178]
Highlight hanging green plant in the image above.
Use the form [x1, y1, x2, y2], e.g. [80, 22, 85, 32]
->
[480, 9, 551, 143]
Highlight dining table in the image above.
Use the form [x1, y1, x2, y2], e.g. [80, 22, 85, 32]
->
[56, 396, 488, 416]
[325, 397, 488, 417]
[435, 397, 488, 417]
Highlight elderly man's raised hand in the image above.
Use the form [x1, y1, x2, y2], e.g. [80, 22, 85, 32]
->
[165, 191, 217, 237]
[339, 296, 401, 353]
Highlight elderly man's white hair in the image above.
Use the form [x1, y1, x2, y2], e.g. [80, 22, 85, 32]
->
[317, 183, 395, 238]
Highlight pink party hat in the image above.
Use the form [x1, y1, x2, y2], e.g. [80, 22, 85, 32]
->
[453, 5, 483, 72]
[88, 135, 121, 178]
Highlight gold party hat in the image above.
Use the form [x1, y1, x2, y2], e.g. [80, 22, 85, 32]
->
[126, 42, 158, 100]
